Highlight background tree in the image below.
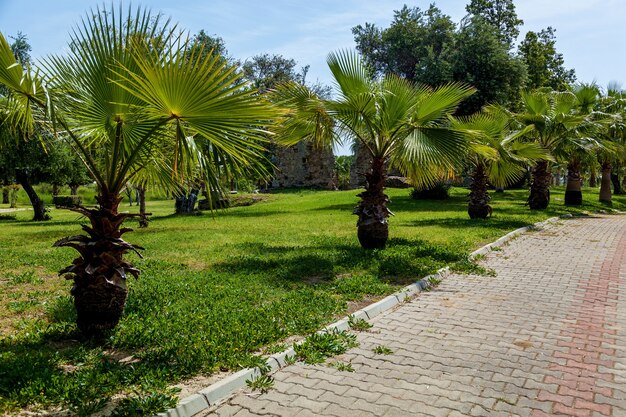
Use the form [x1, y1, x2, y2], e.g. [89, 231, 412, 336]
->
[352, 4, 456, 84]
[189, 30, 229, 62]
[9, 32, 31, 64]
[452, 16, 527, 115]
[0, 133, 50, 220]
[465, 0, 523, 46]
[41, 141, 92, 196]
[335, 155, 354, 189]
[352, 3, 526, 114]
[243, 54, 309, 93]
[1, 31, 32, 204]
[519, 27, 576, 90]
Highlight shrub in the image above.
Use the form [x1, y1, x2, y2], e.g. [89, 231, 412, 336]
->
[52, 195, 82, 208]
[410, 182, 451, 200]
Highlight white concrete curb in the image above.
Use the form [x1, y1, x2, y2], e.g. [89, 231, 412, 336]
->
[468, 216, 563, 259]
[157, 214, 569, 417]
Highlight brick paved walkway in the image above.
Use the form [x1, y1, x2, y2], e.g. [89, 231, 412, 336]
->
[206, 215, 626, 417]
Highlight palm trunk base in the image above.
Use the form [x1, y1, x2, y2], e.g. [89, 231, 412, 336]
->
[528, 161, 551, 210]
[72, 280, 128, 337]
[55, 194, 142, 337]
[564, 190, 582, 206]
[468, 164, 491, 219]
[468, 204, 492, 219]
[357, 222, 388, 249]
[528, 190, 550, 210]
[600, 163, 612, 204]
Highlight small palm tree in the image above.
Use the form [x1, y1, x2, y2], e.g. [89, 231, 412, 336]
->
[452, 107, 548, 219]
[0, 6, 278, 336]
[273, 51, 474, 248]
[516, 89, 598, 209]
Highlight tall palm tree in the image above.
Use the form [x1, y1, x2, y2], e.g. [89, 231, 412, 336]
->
[0, 6, 278, 336]
[452, 107, 548, 219]
[562, 84, 603, 205]
[273, 51, 474, 249]
[596, 87, 626, 203]
[516, 90, 598, 209]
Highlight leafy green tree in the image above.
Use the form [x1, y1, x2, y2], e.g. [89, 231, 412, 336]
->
[189, 30, 229, 61]
[465, 0, 523, 45]
[452, 106, 547, 218]
[243, 53, 309, 93]
[452, 17, 527, 115]
[353, 4, 526, 114]
[519, 27, 576, 90]
[335, 155, 354, 189]
[1, 31, 33, 205]
[9, 31, 31, 64]
[42, 141, 92, 195]
[273, 51, 474, 249]
[352, 4, 456, 84]
[0, 6, 278, 336]
[0, 133, 50, 220]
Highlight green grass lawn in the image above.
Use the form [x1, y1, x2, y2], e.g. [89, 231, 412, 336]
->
[0, 185, 623, 415]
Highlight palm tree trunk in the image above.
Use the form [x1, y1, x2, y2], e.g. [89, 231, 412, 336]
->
[15, 169, 49, 221]
[528, 160, 551, 210]
[468, 163, 491, 219]
[610, 171, 622, 195]
[175, 187, 200, 214]
[553, 168, 560, 186]
[600, 162, 612, 203]
[589, 170, 597, 188]
[354, 156, 389, 249]
[564, 160, 582, 205]
[54, 190, 142, 337]
[137, 186, 148, 228]
[2, 178, 9, 204]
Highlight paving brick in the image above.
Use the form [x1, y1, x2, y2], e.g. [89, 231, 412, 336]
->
[207, 215, 626, 417]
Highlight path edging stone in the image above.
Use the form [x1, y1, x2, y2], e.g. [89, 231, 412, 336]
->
[157, 215, 564, 417]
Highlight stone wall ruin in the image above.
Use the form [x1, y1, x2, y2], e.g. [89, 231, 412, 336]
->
[271, 142, 337, 189]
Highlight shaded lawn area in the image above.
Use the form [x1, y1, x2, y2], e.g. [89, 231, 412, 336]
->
[0, 186, 623, 414]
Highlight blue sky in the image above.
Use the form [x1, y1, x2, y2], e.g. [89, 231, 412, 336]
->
[0, 0, 624, 154]
[0, 0, 624, 88]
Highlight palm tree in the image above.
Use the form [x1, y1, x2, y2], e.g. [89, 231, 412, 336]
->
[273, 51, 474, 249]
[596, 87, 626, 203]
[562, 84, 603, 205]
[0, 6, 278, 336]
[452, 107, 548, 219]
[516, 90, 598, 209]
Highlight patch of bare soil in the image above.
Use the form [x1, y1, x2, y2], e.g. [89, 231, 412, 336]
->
[346, 295, 384, 315]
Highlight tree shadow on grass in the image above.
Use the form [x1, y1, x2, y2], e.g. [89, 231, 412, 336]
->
[401, 217, 532, 231]
[311, 195, 470, 214]
[213, 236, 464, 287]
[147, 209, 288, 223]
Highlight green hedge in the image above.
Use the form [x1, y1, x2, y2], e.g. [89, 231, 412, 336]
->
[52, 195, 82, 208]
